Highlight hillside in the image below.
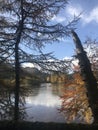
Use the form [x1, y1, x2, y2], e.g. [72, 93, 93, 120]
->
[0, 62, 47, 87]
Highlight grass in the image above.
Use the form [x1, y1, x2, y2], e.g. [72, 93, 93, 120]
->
[0, 121, 98, 130]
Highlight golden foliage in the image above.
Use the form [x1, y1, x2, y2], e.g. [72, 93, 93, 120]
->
[60, 72, 93, 124]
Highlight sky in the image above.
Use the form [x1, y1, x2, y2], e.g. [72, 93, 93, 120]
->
[42, 0, 98, 59]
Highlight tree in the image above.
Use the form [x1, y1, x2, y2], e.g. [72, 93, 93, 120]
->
[60, 72, 93, 123]
[84, 39, 98, 80]
[60, 37, 98, 124]
[0, 0, 77, 121]
[71, 30, 98, 123]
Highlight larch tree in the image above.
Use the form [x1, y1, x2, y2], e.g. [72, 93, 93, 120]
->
[60, 36, 98, 124]
[60, 72, 92, 123]
[0, 0, 77, 121]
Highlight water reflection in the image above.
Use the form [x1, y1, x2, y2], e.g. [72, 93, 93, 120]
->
[0, 88, 14, 120]
[25, 83, 65, 122]
[0, 86, 29, 120]
[51, 83, 65, 96]
[0, 83, 65, 122]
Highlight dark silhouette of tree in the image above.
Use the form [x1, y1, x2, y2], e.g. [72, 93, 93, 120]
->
[71, 30, 98, 124]
[0, 0, 77, 121]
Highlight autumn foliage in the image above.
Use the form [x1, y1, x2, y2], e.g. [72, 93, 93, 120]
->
[60, 73, 93, 124]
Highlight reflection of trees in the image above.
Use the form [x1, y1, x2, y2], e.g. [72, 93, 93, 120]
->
[51, 84, 65, 96]
[30, 86, 40, 97]
[0, 85, 34, 120]
[20, 85, 40, 97]
[0, 87, 14, 120]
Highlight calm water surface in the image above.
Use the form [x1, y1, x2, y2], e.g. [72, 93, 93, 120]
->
[25, 83, 65, 122]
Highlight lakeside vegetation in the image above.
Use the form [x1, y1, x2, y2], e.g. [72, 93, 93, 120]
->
[0, 62, 68, 88]
[0, 62, 46, 88]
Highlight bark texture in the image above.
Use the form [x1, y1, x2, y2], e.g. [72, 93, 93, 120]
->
[71, 30, 98, 123]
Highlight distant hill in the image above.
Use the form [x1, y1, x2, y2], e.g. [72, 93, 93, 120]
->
[0, 62, 48, 87]
[22, 67, 40, 75]
[0, 62, 14, 79]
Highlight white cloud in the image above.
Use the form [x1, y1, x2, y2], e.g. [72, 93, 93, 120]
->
[66, 5, 98, 25]
[51, 15, 66, 23]
[66, 5, 82, 17]
[83, 7, 98, 24]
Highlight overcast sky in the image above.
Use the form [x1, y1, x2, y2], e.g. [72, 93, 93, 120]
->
[42, 0, 98, 59]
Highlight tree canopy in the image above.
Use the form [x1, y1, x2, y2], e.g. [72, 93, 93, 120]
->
[0, 0, 78, 121]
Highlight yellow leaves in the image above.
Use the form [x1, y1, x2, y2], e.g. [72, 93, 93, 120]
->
[60, 72, 93, 123]
[84, 108, 93, 124]
[73, 73, 84, 85]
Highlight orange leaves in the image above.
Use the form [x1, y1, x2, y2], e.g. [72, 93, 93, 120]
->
[59, 72, 93, 123]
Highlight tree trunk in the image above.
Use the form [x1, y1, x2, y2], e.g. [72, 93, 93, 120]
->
[14, 42, 20, 121]
[71, 30, 98, 124]
[14, 0, 24, 121]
